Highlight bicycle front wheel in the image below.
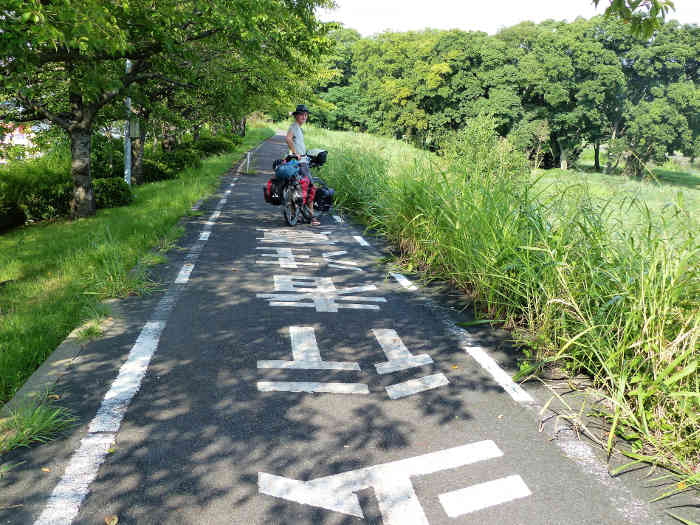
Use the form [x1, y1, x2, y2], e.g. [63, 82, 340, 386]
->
[283, 187, 300, 226]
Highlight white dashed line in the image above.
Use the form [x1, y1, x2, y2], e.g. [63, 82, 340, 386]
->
[174, 263, 195, 284]
[390, 272, 417, 291]
[34, 156, 237, 525]
[353, 235, 369, 246]
[464, 346, 533, 404]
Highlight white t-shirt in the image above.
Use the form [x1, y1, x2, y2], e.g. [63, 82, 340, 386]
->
[288, 122, 306, 157]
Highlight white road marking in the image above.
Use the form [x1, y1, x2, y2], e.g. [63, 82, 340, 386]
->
[34, 434, 115, 525]
[353, 235, 369, 246]
[465, 346, 533, 403]
[332, 215, 343, 223]
[427, 299, 535, 404]
[89, 320, 166, 432]
[256, 247, 318, 269]
[323, 250, 347, 257]
[372, 329, 433, 374]
[327, 264, 363, 272]
[385, 373, 449, 399]
[439, 474, 531, 517]
[390, 272, 417, 291]
[259, 440, 504, 525]
[257, 276, 386, 312]
[257, 382, 369, 394]
[174, 263, 195, 284]
[34, 174, 231, 525]
[322, 250, 363, 271]
[225, 189, 231, 194]
[258, 326, 360, 370]
[256, 228, 335, 245]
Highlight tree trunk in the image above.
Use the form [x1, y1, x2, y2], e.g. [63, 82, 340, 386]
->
[605, 124, 619, 174]
[193, 125, 201, 142]
[239, 116, 247, 137]
[594, 140, 601, 171]
[558, 140, 569, 170]
[131, 121, 146, 185]
[69, 126, 96, 218]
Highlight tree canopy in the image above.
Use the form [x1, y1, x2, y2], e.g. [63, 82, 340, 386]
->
[314, 15, 698, 175]
[1, 0, 333, 216]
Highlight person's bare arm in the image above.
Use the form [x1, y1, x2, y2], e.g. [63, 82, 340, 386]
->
[286, 129, 300, 159]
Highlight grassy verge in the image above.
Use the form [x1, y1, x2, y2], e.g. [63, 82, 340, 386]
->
[0, 126, 274, 409]
[0, 394, 76, 454]
[306, 121, 699, 490]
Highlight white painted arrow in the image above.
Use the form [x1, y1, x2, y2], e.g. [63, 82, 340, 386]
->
[258, 473, 364, 517]
[258, 440, 505, 525]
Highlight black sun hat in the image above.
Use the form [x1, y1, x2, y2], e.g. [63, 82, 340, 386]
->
[292, 104, 310, 115]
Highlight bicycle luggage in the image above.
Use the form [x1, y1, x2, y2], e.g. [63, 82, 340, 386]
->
[314, 186, 334, 212]
[263, 177, 283, 205]
[274, 158, 299, 181]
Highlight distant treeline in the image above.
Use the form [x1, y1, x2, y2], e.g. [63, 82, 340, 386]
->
[314, 17, 699, 175]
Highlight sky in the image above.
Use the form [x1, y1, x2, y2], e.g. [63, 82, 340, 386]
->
[317, 0, 700, 36]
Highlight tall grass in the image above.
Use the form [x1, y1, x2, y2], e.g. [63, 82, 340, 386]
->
[0, 126, 274, 405]
[307, 120, 699, 476]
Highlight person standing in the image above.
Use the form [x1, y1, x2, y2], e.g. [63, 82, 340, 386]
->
[286, 104, 319, 226]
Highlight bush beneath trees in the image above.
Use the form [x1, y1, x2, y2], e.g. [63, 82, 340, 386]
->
[93, 178, 133, 208]
[0, 131, 242, 230]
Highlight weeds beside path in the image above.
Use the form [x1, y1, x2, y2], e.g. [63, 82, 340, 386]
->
[0, 127, 274, 410]
[306, 121, 699, 497]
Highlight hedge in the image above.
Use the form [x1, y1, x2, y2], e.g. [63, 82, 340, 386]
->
[1, 131, 240, 230]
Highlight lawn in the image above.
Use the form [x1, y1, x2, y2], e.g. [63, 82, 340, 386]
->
[0, 126, 274, 407]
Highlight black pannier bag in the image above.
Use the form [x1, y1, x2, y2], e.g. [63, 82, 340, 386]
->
[307, 148, 328, 167]
[314, 186, 334, 212]
[263, 177, 283, 205]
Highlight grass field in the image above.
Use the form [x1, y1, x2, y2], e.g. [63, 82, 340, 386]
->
[532, 168, 699, 236]
[306, 121, 699, 487]
[0, 126, 274, 409]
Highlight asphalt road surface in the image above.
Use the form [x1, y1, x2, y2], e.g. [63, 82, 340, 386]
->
[0, 135, 681, 525]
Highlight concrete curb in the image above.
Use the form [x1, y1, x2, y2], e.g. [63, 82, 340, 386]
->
[0, 147, 253, 419]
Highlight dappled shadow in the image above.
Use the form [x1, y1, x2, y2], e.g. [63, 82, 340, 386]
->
[0, 135, 643, 525]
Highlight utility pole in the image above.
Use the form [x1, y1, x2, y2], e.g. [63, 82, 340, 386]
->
[124, 59, 132, 186]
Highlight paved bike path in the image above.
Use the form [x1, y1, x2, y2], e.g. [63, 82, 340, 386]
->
[0, 134, 669, 524]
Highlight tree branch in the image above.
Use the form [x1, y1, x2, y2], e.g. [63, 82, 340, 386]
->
[13, 94, 72, 129]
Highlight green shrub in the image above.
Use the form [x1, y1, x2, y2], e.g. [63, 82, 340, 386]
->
[21, 181, 72, 221]
[141, 159, 176, 183]
[160, 147, 202, 173]
[93, 178, 133, 208]
[91, 135, 125, 179]
[0, 203, 25, 232]
[192, 136, 235, 155]
[0, 157, 72, 222]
